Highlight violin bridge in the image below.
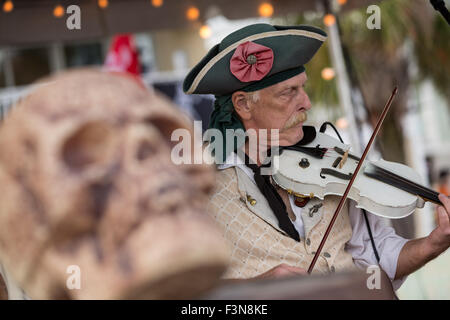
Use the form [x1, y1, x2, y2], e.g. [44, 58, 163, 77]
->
[338, 149, 350, 169]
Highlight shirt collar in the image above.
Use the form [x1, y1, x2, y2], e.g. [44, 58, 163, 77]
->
[218, 151, 255, 182]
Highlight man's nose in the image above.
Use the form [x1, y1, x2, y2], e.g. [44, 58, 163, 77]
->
[297, 90, 312, 110]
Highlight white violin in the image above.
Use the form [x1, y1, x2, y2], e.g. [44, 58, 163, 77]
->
[271, 130, 441, 219]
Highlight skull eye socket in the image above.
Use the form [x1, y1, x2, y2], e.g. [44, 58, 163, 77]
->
[136, 140, 156, 161]
[144, 115, 187, 149]
[62, 121, 115, 172]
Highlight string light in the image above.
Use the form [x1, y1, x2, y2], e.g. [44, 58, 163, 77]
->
[151, 0, 163, 8]
[321, 67, 335, 80]
[3, 0, 13, 12]
[323, 13, 336, 26]
[53, 4, 64, 18]
[98, 0, 108, 9]
[199, 25, 211, 39]
[186, 6, 199, 21]
[258, 3, 273, 18]
[337, 0, 347, 5]
[336, 117, 349, 129]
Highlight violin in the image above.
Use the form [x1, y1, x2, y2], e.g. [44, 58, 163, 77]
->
[271, 130, 441, 219]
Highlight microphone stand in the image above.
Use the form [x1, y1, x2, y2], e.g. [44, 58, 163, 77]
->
[430, 0, 450, 25]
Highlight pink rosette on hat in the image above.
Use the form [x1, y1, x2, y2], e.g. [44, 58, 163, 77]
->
[230, 41, 274, 83]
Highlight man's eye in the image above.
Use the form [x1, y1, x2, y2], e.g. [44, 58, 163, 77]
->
[284, 89, 294, 95]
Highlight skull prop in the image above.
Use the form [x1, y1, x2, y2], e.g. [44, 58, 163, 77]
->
[0, 69, 228, 299]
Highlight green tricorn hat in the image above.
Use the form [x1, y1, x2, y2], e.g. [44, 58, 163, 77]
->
[183, 23, 327, 96]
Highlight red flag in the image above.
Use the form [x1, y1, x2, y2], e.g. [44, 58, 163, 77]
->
[104, 34, 141, 76]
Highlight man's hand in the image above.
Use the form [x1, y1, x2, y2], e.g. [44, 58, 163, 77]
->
[253, 263, 308, 279]
[427, 194, 450, 253]
[395, 194, 450, 279]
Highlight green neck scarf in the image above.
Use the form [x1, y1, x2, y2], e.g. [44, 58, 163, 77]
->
[208, 66, 305, 163]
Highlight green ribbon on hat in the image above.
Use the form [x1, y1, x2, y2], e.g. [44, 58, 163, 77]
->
[208, 66, 305, 163]
[208, 95, 246, 164]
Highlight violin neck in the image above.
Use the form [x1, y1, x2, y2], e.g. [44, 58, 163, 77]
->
[364, 164, 441, 205]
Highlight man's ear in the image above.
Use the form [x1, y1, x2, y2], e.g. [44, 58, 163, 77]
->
[232, 91, 252, 121]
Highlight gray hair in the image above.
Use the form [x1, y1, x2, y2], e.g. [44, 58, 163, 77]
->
[248, 90, 260, 103]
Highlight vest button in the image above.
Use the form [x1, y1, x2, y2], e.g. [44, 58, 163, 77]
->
[246, 194, 257, 206]
[306, 238, 311, 246]
[323, 252, 331, 258]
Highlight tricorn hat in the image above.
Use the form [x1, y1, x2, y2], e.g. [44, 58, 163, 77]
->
[183, 23, 327, 96]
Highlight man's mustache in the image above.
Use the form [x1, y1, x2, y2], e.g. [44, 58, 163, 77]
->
[283, 111, 307, 130]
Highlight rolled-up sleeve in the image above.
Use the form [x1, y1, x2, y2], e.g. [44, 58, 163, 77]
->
[345, 200, 409, 291]
[0, 262, 28, 300]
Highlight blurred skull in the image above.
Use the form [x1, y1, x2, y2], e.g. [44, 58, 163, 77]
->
[0, 69, 228, 299]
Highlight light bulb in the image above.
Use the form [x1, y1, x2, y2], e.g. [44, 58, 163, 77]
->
[321, 67, 335, 80]
[323, 14, 336, 27]
[258, 3, 273, 18]
[98, 0, 108, 9]
[3, 0, 13, 13]
[199, 25, 212, 39]
[152, 0, 163, 8]
[186, 6, 200, 21]
[53, 5, 64, 18]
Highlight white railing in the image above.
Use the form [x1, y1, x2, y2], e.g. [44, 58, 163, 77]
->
[0, 85, 32, 121]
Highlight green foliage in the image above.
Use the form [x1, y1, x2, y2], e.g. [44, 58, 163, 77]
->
[414, 16, 450, 102]
[293, 15, 338, 108]
[291, 0, 449, 107]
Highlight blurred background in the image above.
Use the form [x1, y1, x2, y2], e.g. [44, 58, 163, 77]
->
[0, 0, 449, 299]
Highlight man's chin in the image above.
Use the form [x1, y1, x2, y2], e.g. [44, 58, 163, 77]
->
[279, 125, 304, 146]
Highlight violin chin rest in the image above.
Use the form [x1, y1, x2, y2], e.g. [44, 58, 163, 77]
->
[416, 196, 425, 208]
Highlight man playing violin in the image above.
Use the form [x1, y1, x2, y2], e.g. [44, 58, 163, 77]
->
[183, 23, 450, 289]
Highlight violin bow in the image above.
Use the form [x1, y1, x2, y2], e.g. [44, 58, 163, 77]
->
[307, 86, 398, 274]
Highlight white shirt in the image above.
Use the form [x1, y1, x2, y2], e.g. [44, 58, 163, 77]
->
[219, 152, 409, 290]
[0, 262, 28, 300]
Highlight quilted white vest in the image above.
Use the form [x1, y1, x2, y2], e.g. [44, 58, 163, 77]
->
[207, 166, 357, 278]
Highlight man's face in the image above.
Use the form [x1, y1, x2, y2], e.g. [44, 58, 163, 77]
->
[240, 72, 311, 147]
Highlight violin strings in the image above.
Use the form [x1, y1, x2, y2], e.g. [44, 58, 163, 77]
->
[371, 165, 439, 200]
[316, 151, 438, 201]
[373, 166, 435, 193]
